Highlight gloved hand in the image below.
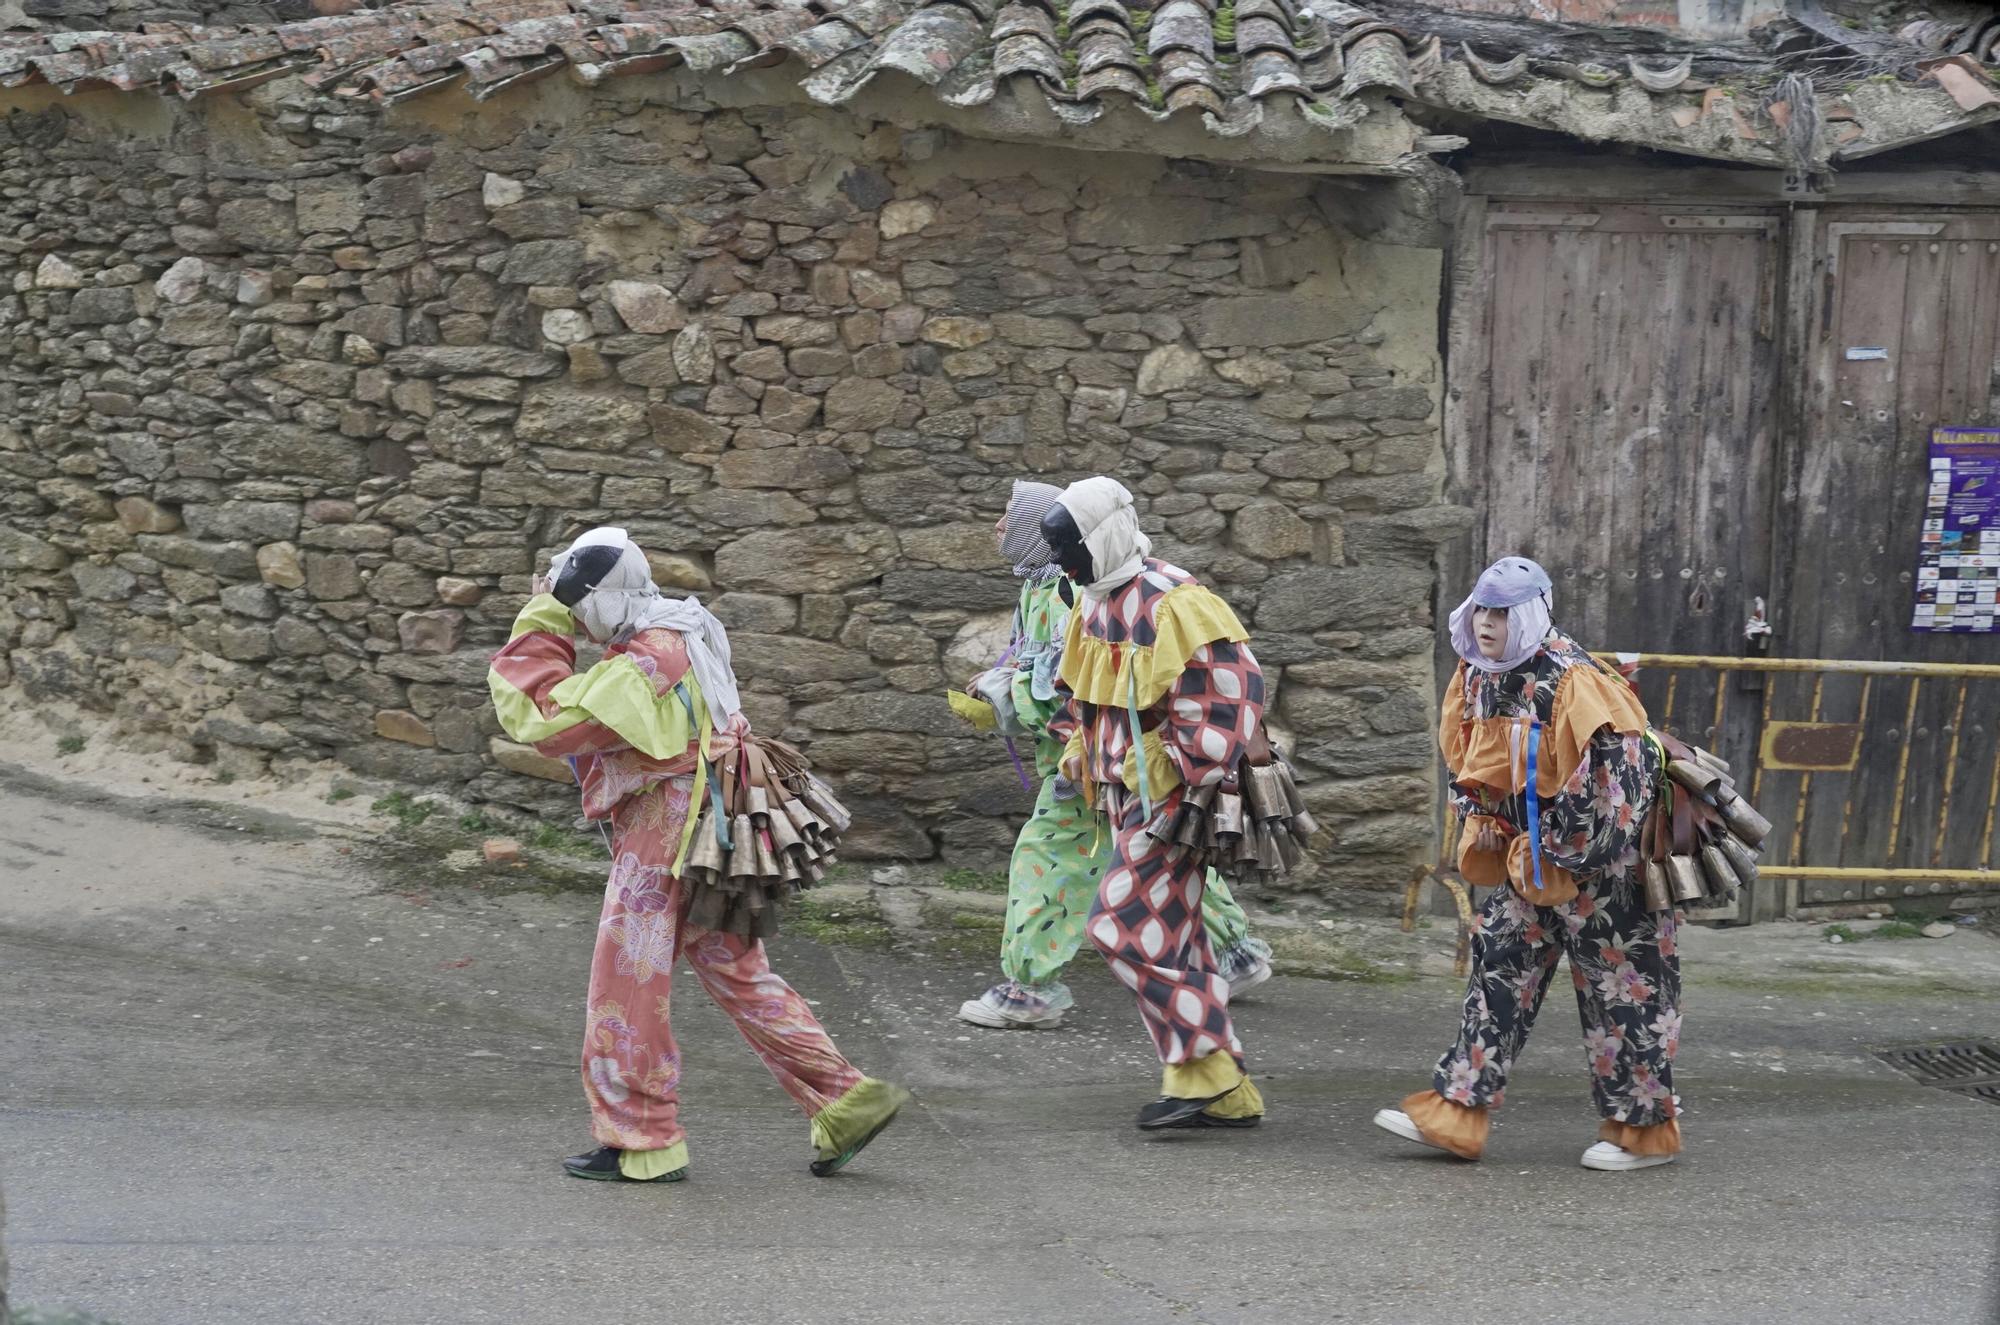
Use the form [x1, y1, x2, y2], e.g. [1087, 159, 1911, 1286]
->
[1119, 729, 1182, 803]
[1456, 814, 1510, 887]
[1059, 729, 1087, 785]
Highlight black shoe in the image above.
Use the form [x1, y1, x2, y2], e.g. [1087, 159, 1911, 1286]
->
[562, 1146, 688, 1183]
[564, 1146, 625, 1180]
[1184, 1110, 1263, 1130]
[1136, 1090, 1234, 1130]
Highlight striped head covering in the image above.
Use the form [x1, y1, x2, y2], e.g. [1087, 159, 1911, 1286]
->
[1001, 480, 1063, 578]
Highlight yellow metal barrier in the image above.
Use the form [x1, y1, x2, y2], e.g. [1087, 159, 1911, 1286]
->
[1402, 652, 2000, 935]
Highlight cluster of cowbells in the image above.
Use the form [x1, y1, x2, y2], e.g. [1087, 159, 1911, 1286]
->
[681, 736, 851, 939]
[1642, 735, 1773, 913]
[1155, 747, 1321, 886]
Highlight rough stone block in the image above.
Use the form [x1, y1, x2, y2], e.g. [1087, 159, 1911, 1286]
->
[35, 254, 83, 288]
[1258, 443, 1351, 480]
[614, 345, 681, 389]
[796, 690, 961, 737]
[879, 200, 936, 239]
[220, 583, 279, 620]
[136, 535, 255, 578]
[686, 489, 817, 529]
[479, 464, 599, 507]
[991, 314, 1090, 349]
[1193, 295, 1372, 349]
[515, 383, 649, 451]
[160, 303, 234, 347]
[436, 576, 483, 606]
[710, 592, 797, 632]
[305, 552, 362, 600]
[608, 280, 686, 333]
[900, 522, 1000, 571]
[69, 287, 135, 325]
[1312, 386, 1434, 421]
[71, 562, 136, 601]
[388, 345, 566, 379]
[1231, 502, 1314, 560]
[185, 502, 300, 543]
[218, 198, 298, 251]
[648, 403, 731, 453]
[716, 526, 898, 594]
[397, 609, 465, 655]
[727, 633, 877, 686]
[644, 551, 711, 591]
[1257, 566, 1432, 632]
[216, 622, 276, 662]
[490, 736, 574, 782]
[824, 378, 906, 432]
[879, 570, 1020, 611]
[375, 709, 436, 747]
[298, 181, 365, 234]
[1073, 199, 1283, 247]
[500, 239, 584, 287]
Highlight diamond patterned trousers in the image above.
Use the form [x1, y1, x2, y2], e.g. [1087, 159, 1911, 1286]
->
[1085, 788, 1242, 1067]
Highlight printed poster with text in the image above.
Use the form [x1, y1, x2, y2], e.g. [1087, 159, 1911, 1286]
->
[1915, 426, 2000, 633]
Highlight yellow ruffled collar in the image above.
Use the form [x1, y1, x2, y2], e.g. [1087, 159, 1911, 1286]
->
[1060, 581, 1248, 709]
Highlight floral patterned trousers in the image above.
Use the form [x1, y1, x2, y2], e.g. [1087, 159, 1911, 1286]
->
[1085, 788, 1242, 1067]
[583, 777, 863, 1153]
[1433, 869, 1682, 1126]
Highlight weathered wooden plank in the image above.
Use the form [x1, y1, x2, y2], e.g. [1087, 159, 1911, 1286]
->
[1808, 232, 1911, 867]
[1436, 192, 1491, 824]
[1461, 159, 2000, 208]
[1484, 226, 1549, 572]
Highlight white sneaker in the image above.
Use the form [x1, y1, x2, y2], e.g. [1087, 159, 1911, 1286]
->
[1373, 1108, 1453, 1155]
[1227, 956, 1273, 997]
[956, 996, 1064, 1030]
[1580, 1141, 1677, 1171]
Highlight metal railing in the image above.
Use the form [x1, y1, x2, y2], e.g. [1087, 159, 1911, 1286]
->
[1403, 652, 2000, 943]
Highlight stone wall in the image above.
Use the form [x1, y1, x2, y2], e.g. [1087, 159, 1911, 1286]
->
[0, 74, 1461, 889]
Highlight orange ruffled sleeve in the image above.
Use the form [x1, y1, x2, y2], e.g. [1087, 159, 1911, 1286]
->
[1440, 660, 1647, 801]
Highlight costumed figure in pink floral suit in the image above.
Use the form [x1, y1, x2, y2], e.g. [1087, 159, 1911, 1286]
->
[489, 526, 907, 1183]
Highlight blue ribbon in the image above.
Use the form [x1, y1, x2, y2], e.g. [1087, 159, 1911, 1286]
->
[673, 682, 730, 850]
[1524, 717, 1546, 894]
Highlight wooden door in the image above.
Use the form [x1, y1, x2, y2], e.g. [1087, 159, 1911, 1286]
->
[1777, 214, 2000, 895]
[1446, 203, 1784, 754]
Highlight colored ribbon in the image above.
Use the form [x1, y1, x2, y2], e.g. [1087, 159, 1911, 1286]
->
[671, 683, 726, 874]
[1002, 736, 1033, 791]
[1126, 670, 1154, 822]
[1523, 717, 1547, 895]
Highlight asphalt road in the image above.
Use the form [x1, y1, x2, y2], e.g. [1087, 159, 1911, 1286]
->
[3, 766, 1997, 1325]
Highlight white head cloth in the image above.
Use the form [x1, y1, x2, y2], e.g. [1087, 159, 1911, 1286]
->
[1448, 555, 1555, 674]
[1054, 476, 1152, 601]
[547, 527, 742, 728]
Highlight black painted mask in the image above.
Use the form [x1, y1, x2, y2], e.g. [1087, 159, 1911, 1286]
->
[1039, 503, 1092, 584]
[552, 544, 622, 608]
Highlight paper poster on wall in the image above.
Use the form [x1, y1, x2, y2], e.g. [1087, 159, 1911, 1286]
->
[1913, 426, 2000, 634]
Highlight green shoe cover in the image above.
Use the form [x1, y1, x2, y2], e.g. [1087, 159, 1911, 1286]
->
[809, 1077, 910, 1176]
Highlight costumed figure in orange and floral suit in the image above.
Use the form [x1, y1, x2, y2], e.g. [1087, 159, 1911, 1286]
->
[1374, 556, 1684, 1172]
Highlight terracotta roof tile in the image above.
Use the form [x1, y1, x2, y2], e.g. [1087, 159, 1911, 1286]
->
[0, 0, 1992, 164]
